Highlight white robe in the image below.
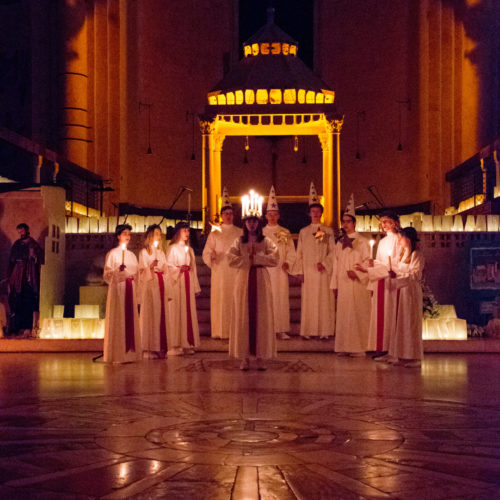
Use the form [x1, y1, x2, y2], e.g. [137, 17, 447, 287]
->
[227, 237, 279, 359]
[202, 224, 242, 338]
[165, 242, 201, 349]
[262, 224, 296, 333]
[103, 247, 141, 363]
[389, 250, 425, 360]
[294, 224, 336, 337]
[138, 247, 172, 354]
[367, 232, 399, 351]
[330, 232, 372, 353]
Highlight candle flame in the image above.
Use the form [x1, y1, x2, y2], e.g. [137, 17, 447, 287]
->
[121, 243, 127, 250]
[369, 239, 375, 247]
[153, 241, 159, 248]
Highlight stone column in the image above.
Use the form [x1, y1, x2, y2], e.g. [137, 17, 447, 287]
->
[58, 0, 89, 167]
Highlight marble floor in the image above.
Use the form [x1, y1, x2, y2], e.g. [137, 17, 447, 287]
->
[0, 352, 500, 499]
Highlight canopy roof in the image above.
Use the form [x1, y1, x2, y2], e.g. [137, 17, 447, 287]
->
[206, 8, 336, 110]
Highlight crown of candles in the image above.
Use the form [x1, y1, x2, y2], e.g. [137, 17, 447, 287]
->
[241, 189, 263, 218]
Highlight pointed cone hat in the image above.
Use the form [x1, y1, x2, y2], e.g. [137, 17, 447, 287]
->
[309, 182, 320, 206]
[266, 185, 279, 212]
[344, 193, 355, 218]
[221, 186, 232, 211]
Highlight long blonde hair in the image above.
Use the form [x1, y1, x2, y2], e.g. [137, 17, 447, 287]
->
[144, 224, 161, 255]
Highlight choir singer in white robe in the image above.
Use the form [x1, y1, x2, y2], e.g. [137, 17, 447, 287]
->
[227, 215, 279, 370]
[166, 222, 201, 354]
[330, 200, 371, 356]
[388, 227, 424, 368]
[103, 224, 141, 363]
[294, 182, 335, 339]
[263, 186, 296, 340]
[202, 189, 242, 339]
[138, 224, 171, 358]
[356, 211, 400, 360]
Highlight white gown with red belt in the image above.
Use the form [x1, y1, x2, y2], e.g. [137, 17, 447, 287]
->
[103, 247, 141, 363]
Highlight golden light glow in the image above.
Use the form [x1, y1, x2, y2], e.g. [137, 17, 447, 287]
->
[243, 42, 298, 57]
[241, 189, 263, 218]
[208, 89, 334, 106]
[270, 89, 282, 104]
[256, 89, 268, 104]
[245, 89, 255, 104]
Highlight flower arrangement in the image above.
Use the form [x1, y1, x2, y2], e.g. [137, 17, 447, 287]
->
[422, 279, 440, 318]
[275, 228, 290, 245]
[313, 228, 327, 243]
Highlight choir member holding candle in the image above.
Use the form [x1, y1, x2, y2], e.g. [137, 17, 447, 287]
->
[330, 195, 371, 356]
[227, 191, 279, 371]
[355, 210, 400, 360]
[166, 222, 201, 354]
[103, 224, 141, 363]
[293, 182, 336, 340]
[388, 227, 425, 367]
[202, 187, 242, 339]
[138, 224, 171, 359]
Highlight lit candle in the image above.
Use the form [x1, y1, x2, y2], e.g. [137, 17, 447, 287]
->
[387, 249, 392, 271]
[121, 243, 126, 265]
[153, 240, 159, 259]
[369, 239, 375, 259]
[184, 245, 189, 265]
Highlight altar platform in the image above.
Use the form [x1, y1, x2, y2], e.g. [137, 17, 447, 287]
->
[1, 336, 500, 353]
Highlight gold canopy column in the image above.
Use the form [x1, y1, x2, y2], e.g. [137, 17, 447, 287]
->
[319, 129, 334, 229]
[208, 131, 225, 227]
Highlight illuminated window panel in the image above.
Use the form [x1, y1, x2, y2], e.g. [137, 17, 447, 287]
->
[271, 42, 281, 54]
[269, 89, 282, 104]
[260, 43, 270, 55]
[252, 43, 259, 56]
[235, 90, 244, 104]
[289, 45, 297, 56]
[256, 89, 268, 104]
[208, 95, 217, 105]
[226, 92, 235, 105]
[245, 89, 255, 104]
[283, 89, 296, 104]
[217, 94, 226, 105]
[323, 90, 335, 103]
[316, 93, 324, 104]
[306, 91, 315, 103]
[298, 89, 306, 103]
[244, 45, 251, 57]
[282, 43, 289, 55]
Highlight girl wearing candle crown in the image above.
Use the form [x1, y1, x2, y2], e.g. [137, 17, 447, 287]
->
[165, 222, 200, 354]
[387, 227, 425, 367]
[138, 224, 172, 359]
[227, 192, 279, 371]
[103, 223, 141, 363]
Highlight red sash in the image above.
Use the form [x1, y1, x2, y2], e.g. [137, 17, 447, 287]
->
[180, 267, 194, 346]
[248, 266, 258, 356]
[125, 277, 135, 352]
[155, 271, 168, 351]
[376, 279, 385, 351]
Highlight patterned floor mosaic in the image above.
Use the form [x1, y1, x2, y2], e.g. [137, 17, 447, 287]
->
[0, 352, 499, 499]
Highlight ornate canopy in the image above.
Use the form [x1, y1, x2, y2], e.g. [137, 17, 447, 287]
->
[200, 8, 343, 231]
